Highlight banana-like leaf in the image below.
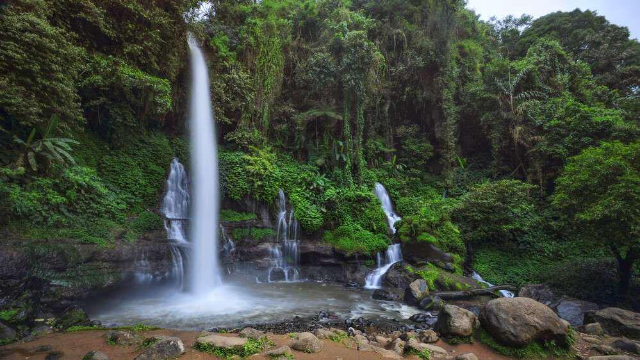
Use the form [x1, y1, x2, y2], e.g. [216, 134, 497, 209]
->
[56, 148, 76, 165]
[27, 151, 37, 171]
[27, 128, 36, 145]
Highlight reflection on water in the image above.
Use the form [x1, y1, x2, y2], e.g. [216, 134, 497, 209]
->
[86, 281, 422, 330]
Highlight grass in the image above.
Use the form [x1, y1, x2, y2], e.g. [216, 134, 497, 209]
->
[477, 328, 575, 359]
[405, 348, 430, 360]
[220, 210, 257, 222]
[65, 323, 159, 333]
[193, 336, 273, 359]
[328, 330, 349, 343]
[232, 227, 277, 241]
[0, 309, 19, 322]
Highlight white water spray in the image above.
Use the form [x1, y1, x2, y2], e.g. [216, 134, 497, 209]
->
[267, 189, 300, 282]
[365, 244, 402, 289]
[374, 183, 401, 233]
[188, 34, 221, 294]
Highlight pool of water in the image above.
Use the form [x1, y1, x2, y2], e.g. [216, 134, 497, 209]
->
[86, 281, 422, 330]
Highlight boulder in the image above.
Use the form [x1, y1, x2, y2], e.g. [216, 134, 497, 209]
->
[403, 242, 454, 265]
[456, 354, 479, 360]
[436, 305, 478, 337]
[196, 334, 248, 348]
[585, 308, 640, 339]
[518, 284, 556, 306]
[45, 352, 63, 360]
[354, 334, 369, 345]
[31, 325, 54, 337]
[611, 339, 640, 355]
[480, 297, 569, 347]
[133, 335, 184, 360]
[83, 351, 110, 360]
[384, 262, 419, 299]
[53, 306, 92, 330]
[291, 332, 323, 353]
[265, 345, 293, 357]
[0, 321, 17, 341]
[553, 296, 599, 326]
[406, 338, 447, 355]
[313, 328, 334, 339]
[239, 327, 265, 339]
[406, 279, 429, 304]
[419, 295, 444, 310]
[594, 345, 618, 355]
[418, 329, 439, 343]
[389, 338, 405, 355]
[584, 323, 605, 336]
[106, 330, 139, 346]
[588, 356, 636, 360]
[375, 335, 390, 347]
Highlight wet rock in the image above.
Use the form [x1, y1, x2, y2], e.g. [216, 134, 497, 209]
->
[585, 308, 640, 339]
[291, 332, 323, 353]
[197, 334, 248, 348]
[418, 329, 439, 343]
[239, 327, 265, 339]
[0, 320, 17, 341]
[133, 335, 184, 360]
[389, 338, 405, 354]
[265, 345, 293, 358]
[407, 279, 429, 304]
[480, 297, 569, 347]
[106, 330, 139, 346]
[420, 295, 444, 310]
[553, 296, 599, 326]
[373, 289, 397, 301]
[584, 323, 605, 336]
[83, 351, 110, 360]
[45, 352, 63, 360]
[31, 324, 54, 337]
[403, 242, 453, 265]
[611, 338, 640, 354]
[54, 306, 91, 330]
[518, 284, 556, 306]
[456, 354, 479, 360]
[436, 305, 478, 337]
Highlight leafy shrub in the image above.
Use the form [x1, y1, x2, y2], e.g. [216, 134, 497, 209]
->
[193, 337, 272, 359]
[220, 210, 257, 222]
[232, 228, 276, 241]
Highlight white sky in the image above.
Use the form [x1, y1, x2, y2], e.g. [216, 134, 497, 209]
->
[466, 0, 639, 40]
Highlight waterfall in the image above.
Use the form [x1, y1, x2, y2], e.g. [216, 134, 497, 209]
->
[188, 34, 222, 294]
[365, 183, 403, 289]
[161, 158, 190, 290]
[365, 244, 403, 289]
[374, 183, 401, 234]
[471, 271, 515, 298]
[267, 189, 300, 282]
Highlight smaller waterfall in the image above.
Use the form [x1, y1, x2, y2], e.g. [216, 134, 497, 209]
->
[374, 183, 402, 234]
[220, 225, 236, 255]
[161, 158, 191, 290]
[267, 190, 300, 282]
[365, 244, 403, 289]
[471, 271, 514, 298]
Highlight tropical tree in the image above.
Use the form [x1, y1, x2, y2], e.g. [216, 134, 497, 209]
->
[553, 141, 640, 298]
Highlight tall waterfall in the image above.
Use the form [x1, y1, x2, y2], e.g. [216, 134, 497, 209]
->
[267, 189, 300, 282]
[366, 183, 403, 289]
[374, 183, 402, 234]
[188, 34, 221, 294]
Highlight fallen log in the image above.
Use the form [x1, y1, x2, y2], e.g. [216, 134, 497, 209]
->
[435, 285, 517, 300]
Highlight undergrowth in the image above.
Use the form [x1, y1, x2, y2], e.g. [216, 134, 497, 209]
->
[193, 336, 272, 359]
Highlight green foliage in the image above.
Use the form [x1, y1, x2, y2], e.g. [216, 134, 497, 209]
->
[232, 228, 276, 241]
[478, 328, 573, 359]
[323, 224, 390, 255]
[126, 211, 164, 242]
[328, 330, 348, 343]
[193, 336, 272, 359]
[220, 210, 257, 222]
[0, 309, 19, 323]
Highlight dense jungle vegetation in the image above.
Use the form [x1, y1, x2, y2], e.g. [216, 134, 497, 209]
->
[0, 0, 639, 307]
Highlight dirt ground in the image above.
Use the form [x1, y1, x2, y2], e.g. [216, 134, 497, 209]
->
[0, 329, 513, 360]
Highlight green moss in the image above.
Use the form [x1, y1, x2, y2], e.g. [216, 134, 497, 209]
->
[220, 210, 257, 222]
[0, 309, 19, 322]
[193, 336, 272, 359]
[125, 210, 163, 241]
[328, 330, 348, 343]
[232, 228, 276, 241]
[478, 328, 574, 359]
[66, 325, 105, 332]
[323, 224, 390, 255]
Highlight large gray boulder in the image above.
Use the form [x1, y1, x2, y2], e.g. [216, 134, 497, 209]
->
[133, 335, 184, 360]
[553, 296, 599, 326]
[406, 279, 429, 304]
[0, 321, 17, 341]
[291, 332, 323, 353]
[518, 284, 556, 306]
[196, 334, 247, 348]
[436, 305, 478, 337]
[239, 327, 264, 339]
[480, 297, 569, 347]
[106, 330, 139, 346]
[585, 308, 640, 339]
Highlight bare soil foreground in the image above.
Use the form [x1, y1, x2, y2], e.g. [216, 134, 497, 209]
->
[0, 329, 511, 360]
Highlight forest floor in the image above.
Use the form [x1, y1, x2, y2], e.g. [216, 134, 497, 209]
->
[0, 329, 512, 360]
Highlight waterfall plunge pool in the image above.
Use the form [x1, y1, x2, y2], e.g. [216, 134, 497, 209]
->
[84, 280, 422, 331]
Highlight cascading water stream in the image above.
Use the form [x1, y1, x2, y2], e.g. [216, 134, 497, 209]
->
[471, 271, 515, 298]
[188, 34, 222, 294]
[366, 183, 403, 289]
[267, 189, 300, 282]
